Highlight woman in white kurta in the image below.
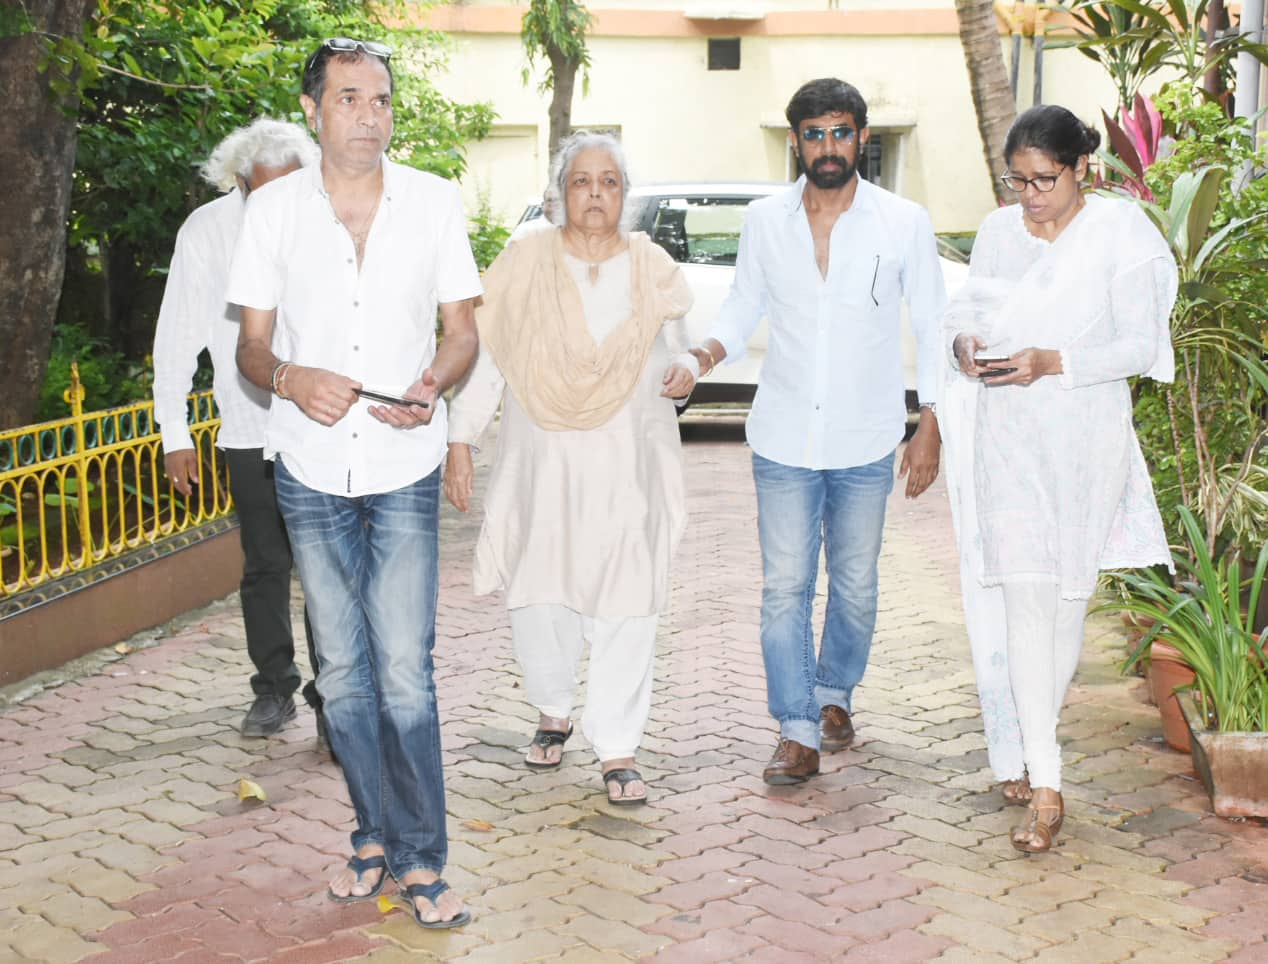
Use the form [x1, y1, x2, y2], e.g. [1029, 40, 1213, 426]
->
[445, 132, 696, 806]
[941, 105, 1177, 853]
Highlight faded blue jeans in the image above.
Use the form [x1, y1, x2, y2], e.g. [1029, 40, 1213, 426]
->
[752, 450, 894, 750]
[274, 459, 447, 879]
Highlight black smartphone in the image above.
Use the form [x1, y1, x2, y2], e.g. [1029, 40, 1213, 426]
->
[356, 388, 430, 408]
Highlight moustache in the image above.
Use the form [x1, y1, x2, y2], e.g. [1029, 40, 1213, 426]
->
[811, 155, 849, 170]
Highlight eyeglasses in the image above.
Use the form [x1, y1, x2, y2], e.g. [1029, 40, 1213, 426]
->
[800, 125, 856, 143]
[999, 168, 1066, 193]
[322, 37, 393, 60]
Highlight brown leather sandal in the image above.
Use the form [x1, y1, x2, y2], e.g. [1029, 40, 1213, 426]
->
[1000, 773, 1032, 807]
[1010, 788, 1064, 854]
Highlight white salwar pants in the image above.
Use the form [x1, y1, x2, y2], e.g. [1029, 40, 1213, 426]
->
[963, 574, 1088, 791]
[509, 603, 658, 762]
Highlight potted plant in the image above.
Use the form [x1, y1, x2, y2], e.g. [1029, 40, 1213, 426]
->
[1113, 509, 1268, 816]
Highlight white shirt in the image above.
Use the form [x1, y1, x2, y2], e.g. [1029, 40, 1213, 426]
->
[707, 175, 946, 470]
[152, 190, 270, 452]
[226, 159, 484, 497]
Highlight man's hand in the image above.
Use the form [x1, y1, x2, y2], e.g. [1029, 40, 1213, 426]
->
[444, 443, 474, 512]
[898, 411, 941, 498]
[164, 450, 199, 497]
[287, 365, 361, 426]
[661, 364, 696, 400]
[367, 370, 439, 428]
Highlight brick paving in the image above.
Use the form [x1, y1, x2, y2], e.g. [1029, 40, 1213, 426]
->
[2, 419, 1267, 963]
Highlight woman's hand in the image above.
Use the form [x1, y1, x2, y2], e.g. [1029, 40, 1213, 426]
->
[661, 364, 695, 400]
[982, 348, 1063, 387]
[444, 443, 475, 513]
[952, 333, 988, 377]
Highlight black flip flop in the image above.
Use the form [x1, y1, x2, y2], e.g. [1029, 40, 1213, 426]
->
[524, 724, 573, 769]
[404, 879, 472, 929]
[327, 853, 387, 902]
[602, 767, 649, 807]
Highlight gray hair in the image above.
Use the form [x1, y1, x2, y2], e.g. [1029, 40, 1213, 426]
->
[549, 130, 633, 228]
[201, 118, 320, 192]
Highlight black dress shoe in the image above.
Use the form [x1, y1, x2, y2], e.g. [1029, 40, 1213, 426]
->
[241, 694, 297, 737]
[820, 704, 855, 752]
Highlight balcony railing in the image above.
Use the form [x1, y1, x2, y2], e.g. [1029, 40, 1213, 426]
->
[0, 364, 232, 598]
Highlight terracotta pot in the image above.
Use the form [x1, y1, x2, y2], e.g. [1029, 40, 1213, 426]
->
[1120, 611, 1156, 681]
[1148, 639, 1196, 753]
[1180, 692, 1268, 817]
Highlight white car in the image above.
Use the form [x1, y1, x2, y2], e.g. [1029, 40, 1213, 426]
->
[514, 182, 969, 407]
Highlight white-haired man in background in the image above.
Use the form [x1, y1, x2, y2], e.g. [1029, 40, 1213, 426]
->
[152, 117, 325, 740]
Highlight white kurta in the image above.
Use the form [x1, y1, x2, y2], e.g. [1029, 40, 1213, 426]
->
[941, 195, 1177, 600]
[449, 252, 689, 618]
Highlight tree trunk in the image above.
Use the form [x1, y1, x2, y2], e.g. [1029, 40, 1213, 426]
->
[545, 41, 579, 159]
[0, 0, 93, 429]
[955, 0, 1016, 206]
[1204, 0, 1230, 108]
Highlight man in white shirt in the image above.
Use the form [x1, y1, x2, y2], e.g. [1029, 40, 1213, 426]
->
[228, 38, 481, 928]
[152, 118, 320, 740]
[693, 78, 946, 786]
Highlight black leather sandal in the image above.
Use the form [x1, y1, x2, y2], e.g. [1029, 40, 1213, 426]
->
[602, 767, 648, 807]
[524, 724, 573, 769]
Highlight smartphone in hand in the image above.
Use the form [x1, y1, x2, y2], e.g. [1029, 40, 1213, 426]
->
[974, 351, 1017, 378]
[356, 387, 430, 408]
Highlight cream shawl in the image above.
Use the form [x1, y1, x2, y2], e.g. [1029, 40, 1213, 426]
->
[475, 228, 693, 431]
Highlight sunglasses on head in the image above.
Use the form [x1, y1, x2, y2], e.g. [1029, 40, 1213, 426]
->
[322, 37, 392, 60]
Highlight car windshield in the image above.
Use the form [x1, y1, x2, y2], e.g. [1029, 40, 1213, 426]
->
[646, 196, 751, 267]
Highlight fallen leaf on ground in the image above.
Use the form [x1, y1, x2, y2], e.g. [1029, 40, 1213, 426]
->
[114, 642, 134, 655]
[237, 778, 267, 802]
[377, 895, 397, 914]
[462, 819, 494, 832]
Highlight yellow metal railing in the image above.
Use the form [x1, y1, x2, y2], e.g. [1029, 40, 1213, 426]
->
[0, 364, 232, 598]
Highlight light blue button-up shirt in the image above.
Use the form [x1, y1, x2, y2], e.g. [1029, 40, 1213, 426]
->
[707, 176, 946, 470]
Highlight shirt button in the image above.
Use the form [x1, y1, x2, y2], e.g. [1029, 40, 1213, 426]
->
[353, 345, 359, 351]
[353, 300, 359, 307]
[346, 258, 353, 265]
[352, 432, 359, 438]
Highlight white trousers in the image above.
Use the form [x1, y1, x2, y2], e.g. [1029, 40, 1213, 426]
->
[964, 574, 1087, 791]
[508, 603, 658, 762]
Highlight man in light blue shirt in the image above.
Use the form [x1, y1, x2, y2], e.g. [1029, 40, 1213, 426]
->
[692, 78, 945, 786]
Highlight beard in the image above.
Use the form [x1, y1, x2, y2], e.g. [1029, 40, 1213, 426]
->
[805, 154, 856, 189]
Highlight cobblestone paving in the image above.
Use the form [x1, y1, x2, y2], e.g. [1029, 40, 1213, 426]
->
[2, 421, 1267, 963]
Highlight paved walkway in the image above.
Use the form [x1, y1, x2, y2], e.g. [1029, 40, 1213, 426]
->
[2, 420, 1267, 963]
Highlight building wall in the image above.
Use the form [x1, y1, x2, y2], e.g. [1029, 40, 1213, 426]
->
[424, 1, 1128, 233]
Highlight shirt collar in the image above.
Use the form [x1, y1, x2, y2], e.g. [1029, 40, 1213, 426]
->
[306, 155, 398, 204]
[782, 172, 872, 216]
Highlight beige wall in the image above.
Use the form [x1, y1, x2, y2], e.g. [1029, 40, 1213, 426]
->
[428, 2, 1128, 234]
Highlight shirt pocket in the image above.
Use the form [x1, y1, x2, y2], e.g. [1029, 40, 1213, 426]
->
[841, 252, 902, 310]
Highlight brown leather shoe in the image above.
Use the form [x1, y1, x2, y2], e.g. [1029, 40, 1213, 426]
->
[762, 738, 820, 785]
[819, 704, 855, 752]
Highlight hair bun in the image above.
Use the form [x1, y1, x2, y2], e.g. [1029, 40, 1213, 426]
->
[1083, 124, 1102, 155]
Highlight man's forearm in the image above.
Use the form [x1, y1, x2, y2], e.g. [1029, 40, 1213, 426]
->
[429, 327, 479, 395]
[237, 336, 280, 393]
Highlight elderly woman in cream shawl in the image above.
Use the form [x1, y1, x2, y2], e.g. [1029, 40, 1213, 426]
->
[941, 105, 1177, 854]
[445, 131, 696, 806]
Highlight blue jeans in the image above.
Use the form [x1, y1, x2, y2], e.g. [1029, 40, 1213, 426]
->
[752, 450, 894, 749]
[274, 460, 447, 878]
